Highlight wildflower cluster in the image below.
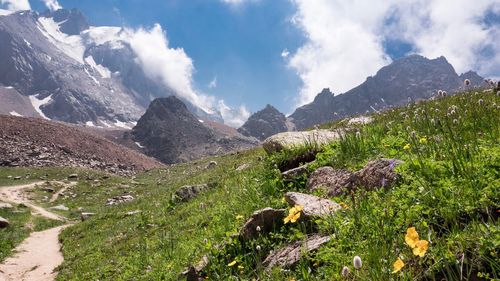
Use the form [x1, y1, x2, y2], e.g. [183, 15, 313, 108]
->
[392, 227, 430, 273]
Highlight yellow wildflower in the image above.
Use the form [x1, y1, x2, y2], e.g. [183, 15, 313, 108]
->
[392, 257, 405, 273]
[403, 143, 411, 150]
[405, 227, 419, 248]
[412, 240, 429, 257]
[419, 137, 428, 144]
[284, 205, 303, 224]
[227, 260, 237, 267]
[339, 202, 349, 209]
[237, 265, 244, 270]
[236, 215, 244, 220]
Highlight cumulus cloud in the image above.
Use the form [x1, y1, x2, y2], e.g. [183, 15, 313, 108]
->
[124, 24, 248, 126]
[0, 0, 31, 11]
[217, 100, 250, 127]
[281, 48, 290, 58]
[208, 77, 217, 89]
[43, 0, 62, 11]
[289, 0, 500, 106]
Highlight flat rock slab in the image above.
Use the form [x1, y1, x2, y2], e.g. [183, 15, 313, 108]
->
[263, 130, 342, 154]
[239, 208, 286, 240]
[306, 167, 356, 197]
[285, 192, 341, 219]
[263, 234, 331, 270]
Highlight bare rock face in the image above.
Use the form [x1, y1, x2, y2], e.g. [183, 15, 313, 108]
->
[306, 167, 357, 196]
[174, 184, 210, 202]
[355, 159, 403, 190]
[284, 192, 341, 219]
[262, 130, 342, 154]
[239, 208, 286, 240]
[0, 216, 10, 228]
[263, 234, 331, 270]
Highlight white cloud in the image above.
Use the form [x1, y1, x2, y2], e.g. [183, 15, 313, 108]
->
[289, 0, 500, 106]
[0, 0, 30, 11]
[43, 0, 62, 11]
[281, 48, 290, 58]
[208, 76, 217, 89]
[217, 100, 250, 128]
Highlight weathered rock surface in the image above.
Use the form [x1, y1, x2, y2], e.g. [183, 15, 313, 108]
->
[237, 104, 293, 141]
[306, 167, 357, 196]
[182, 255, 209, 281]
[355, 159, 403, 190]
[282, 164, 311, 182]
[284, 192, 341, 219]
[106, 195, 134, 206]
[174, 184, 210, 202]
[263, 130, 342, 154]
[263, 234, 331, 270]
[239, 208, 286, 240]
[0, 216, 10, 228]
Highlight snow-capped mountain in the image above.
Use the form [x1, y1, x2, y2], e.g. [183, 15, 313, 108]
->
[0, 9, 222, 127]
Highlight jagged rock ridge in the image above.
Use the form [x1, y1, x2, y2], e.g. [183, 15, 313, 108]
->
[237, 104, 294, 141]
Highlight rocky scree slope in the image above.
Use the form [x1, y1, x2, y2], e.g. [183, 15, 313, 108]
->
[132, 96, 258, 164]
[0, 115, 163, 175]
[289, 55, 484, 129]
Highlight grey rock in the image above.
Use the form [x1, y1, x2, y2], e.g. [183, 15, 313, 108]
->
[174, 184, 210, 202]
[80, 212, 96, 221]
[306, 167, 357, 197]
[0, 216, 10, 228]
[239, 208, 286, 240]
[263, 130, 342, 154]
[125, 210, 141, 216]
[235, 163, 250, 171]
[281, 164, 311, 181]
[263, 234, 331, 270]
[206, 161, 218, 169]
[355, 158, 403, 190]
[68, 174, 79, 179]
[0, 203, 13, 209]
[50, 204, 69, 211]
[284, 192, 341, 219]
[182, 255, 209, 281]
[106, 194, 134, 205]
[13, 176, 22, 180]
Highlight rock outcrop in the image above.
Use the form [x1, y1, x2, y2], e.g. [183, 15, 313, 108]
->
[306, 167, 356, 197]
[262, 130, 342, 154]
[284, 192, 342, 219]
[237, 104, 293, 141]
[239, 208, 286, 240]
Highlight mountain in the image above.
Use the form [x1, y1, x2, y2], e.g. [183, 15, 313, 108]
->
[0, 9, 222, 127]
[0, 115, 163, 175]
[289, 55, 484, 129]
[237, 104, 294, 141]
[132, 96, 258, 164]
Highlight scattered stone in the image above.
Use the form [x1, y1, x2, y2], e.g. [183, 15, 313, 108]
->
[125, 210, 141, 216]
[355, 159, 403, 190]
[174, 184, 210, 202]
[7, 175, 12, 179]
[50, 205, 69, 211]
[42, 187, 55, 193]
[182, 255, 209, 281]
[14, 176, 22, 180]
[306, 167, 357, 196]
[239, 208, 286, 240]
[206, 161, 218, 169]
[80, 212, 96, 221]
[106, 195, 134, 205]
[348, 116, 373, 125]
[284, 192, 341, 219]
[263, 234, 331, 270]
[235, 163, 251, 171]
[0, 216, 10, 228]
[0, 203, 13, 209]
[262, 129, 342, 154]
[68, 174, 79, 179]
[282, 164, 311, 181]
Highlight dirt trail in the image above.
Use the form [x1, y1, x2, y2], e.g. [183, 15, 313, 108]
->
[0, 181, 77, 281]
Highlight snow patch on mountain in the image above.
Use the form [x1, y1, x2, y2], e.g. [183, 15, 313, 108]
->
[0, 9, 13, 16]
[29, 94, 52, 120]
[37, 16, 85, 64]
[9, 111, 22, 117]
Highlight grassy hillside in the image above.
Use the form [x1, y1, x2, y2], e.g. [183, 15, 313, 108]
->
[1, 89, 498, 280]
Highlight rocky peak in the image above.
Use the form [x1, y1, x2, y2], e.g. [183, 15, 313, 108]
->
[237, 104, 290, 141]
[42, 8, 89, 35]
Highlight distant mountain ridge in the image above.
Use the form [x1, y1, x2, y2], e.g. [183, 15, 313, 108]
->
[237, 104, 294, 141]
[132, 96, 258, 164]
[0, 9, 222, 127]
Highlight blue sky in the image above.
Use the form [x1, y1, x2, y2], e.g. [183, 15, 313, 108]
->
[2, 0, 500, 125]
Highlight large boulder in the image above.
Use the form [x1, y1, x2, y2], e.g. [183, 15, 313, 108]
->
[263, 234, 331, 270]
[239, 208, 286, 240]
[262, 130, 342, 154]
[0, 216, 10, 228]
[355, 159, 403, 190]
[284, 192, 341, 219]
[306, 167, 357, 196]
